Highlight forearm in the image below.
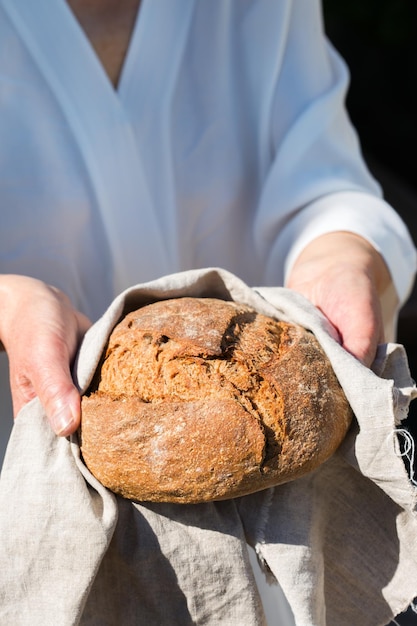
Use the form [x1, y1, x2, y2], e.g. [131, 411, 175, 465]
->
[287, 231, 394, 296]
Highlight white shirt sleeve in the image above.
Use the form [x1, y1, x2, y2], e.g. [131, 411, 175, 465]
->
[253, 0, 416, 304]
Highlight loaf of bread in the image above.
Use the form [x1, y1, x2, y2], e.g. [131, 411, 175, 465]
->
[80, 297, 352, 503]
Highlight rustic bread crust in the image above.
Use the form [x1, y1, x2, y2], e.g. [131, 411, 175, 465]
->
[80, 297, 352, 503]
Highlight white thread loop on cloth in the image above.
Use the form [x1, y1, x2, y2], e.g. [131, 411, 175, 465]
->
[392, 428, 417, 487]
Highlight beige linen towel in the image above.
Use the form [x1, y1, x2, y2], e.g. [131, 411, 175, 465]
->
[1, 268, 416, 626]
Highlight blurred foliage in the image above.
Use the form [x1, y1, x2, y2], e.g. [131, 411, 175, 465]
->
[322, 0, 417, 46]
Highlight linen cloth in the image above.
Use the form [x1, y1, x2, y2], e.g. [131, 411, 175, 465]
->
[1, 267, 417, 626]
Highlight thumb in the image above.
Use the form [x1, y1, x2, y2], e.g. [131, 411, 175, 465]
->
[10, 348, 82, 437]
[37, 370, 81, 436]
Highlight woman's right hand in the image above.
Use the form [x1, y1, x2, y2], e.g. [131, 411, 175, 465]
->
[0, 275, 92, 436]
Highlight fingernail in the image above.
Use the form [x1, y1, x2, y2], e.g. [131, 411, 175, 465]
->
[50, 406, 75, 437]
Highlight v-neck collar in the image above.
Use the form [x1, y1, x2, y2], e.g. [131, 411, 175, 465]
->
[2, 0, 195, 293]
[64, 0, 144, 95]
[2, 0, 138, 107]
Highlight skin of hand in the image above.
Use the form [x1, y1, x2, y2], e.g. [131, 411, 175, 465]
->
[285, 231, 398, 367]
[0, 275, 92, 436]
[0, 234, 395, 436]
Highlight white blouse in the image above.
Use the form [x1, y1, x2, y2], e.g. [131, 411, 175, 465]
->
[0, 0, 415, 322]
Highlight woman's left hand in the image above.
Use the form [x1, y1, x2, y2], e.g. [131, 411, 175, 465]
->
[286, 232, 397, 367]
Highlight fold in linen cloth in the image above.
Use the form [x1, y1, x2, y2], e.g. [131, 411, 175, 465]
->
[1, 267, 417, 626]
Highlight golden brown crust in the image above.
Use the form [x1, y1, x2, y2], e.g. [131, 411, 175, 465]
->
[80, 297, 353, 503]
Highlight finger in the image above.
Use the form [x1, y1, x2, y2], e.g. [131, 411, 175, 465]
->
[33, 364, 81, 436]
[341, 330, 376, 367]
[335, 310, 382, 367]
[31, 306, 91, 434]
[10, 338, 82, 436]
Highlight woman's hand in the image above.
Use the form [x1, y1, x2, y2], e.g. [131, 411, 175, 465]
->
[0, 275, 92, 435]
[286, 232, 398, 367]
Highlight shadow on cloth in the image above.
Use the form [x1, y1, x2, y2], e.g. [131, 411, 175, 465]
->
[237, 454, 402, 626]
[82, 496, 265, 625]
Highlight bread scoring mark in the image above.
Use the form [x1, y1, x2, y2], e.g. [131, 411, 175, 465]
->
[220, 310, 257, 356]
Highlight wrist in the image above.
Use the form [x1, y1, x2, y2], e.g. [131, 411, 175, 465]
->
[288, 231, 393, 297]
